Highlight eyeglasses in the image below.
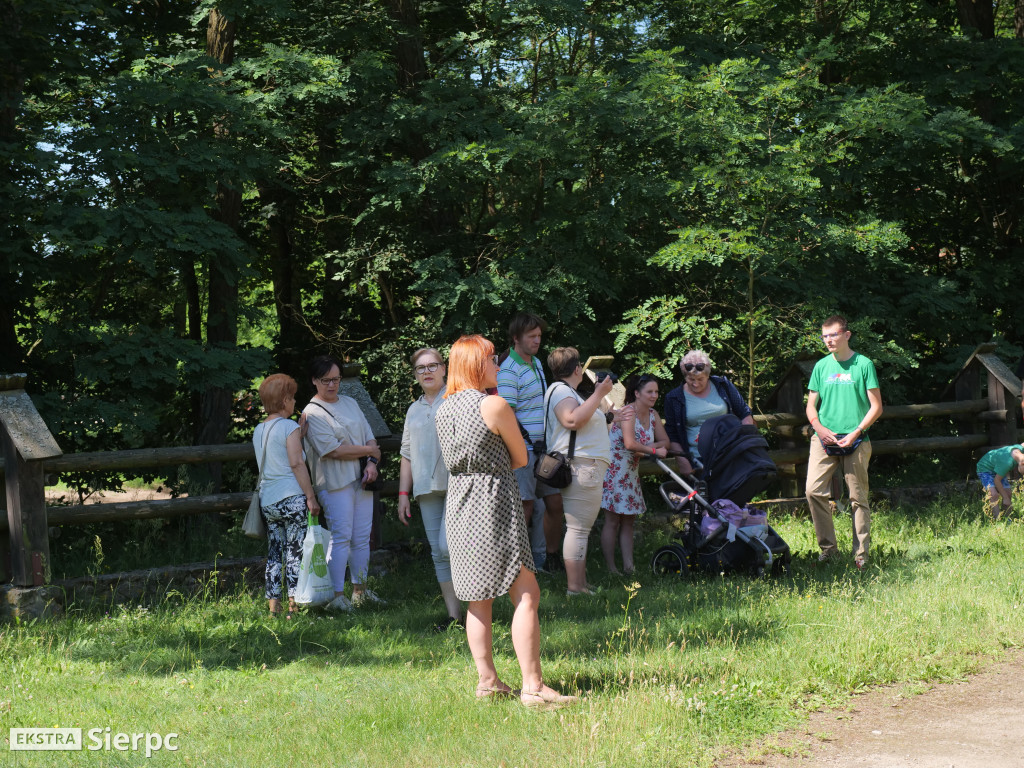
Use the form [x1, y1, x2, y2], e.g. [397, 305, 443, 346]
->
[682, 363, 707, 373]
[414, 363, 441, 375]
[821, 331, 846, 340]
[318, 377, 341, 386]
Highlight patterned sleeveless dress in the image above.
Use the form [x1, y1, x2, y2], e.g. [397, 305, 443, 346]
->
[435, 389, 535, 601]
[601, 409, 655, 515]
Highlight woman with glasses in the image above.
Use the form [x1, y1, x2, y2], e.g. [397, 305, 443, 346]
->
[600, 374, 669, 575]
[436, 335, 576, 708]
[302, 355, 384, 612]
[663, 350, 754, 476]
[397, 347, 462, 630]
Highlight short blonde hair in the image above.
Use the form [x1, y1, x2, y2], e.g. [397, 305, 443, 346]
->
[680, 350, 712, 371]
[410, 347, 444, 367]
[258, 374, 297, 414]
[547, 347, 580, 380]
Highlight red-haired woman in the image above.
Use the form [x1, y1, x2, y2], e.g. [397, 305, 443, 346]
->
[435, 335, 577, 709]
[254, 374, 320, 618]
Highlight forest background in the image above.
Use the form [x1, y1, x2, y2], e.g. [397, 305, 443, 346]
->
[2, 0, 1023, 496]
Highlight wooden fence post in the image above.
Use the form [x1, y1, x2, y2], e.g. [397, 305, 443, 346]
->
[0, 374, 63, 587]
[762, 361, 815, 498]
[977, 351, 1021, 448]
[949, 344, 1024, 471]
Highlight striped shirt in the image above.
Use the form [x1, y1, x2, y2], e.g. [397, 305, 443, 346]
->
[496, 349, 548, 448]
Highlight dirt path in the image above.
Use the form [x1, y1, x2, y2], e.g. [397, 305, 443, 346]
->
[715, 649, 1024, 768]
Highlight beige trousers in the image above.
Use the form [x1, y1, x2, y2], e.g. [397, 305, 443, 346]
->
[559, 457, 609, 562]
[805, 437, 873, 559]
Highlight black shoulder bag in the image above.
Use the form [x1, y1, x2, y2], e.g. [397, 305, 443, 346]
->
[533, 383, 576, 489]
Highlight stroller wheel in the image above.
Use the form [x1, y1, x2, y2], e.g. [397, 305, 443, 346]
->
[651, 544, 689, 577]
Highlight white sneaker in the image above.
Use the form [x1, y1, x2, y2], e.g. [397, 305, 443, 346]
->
[351, 589, 386, 608]
[325, 594, 353, 612]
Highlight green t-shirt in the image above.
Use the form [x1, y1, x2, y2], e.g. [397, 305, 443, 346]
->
[808, 352, 880, 438]
[977, 445, 1023, 476]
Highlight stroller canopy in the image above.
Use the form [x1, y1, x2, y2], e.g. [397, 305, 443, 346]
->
[697, 413, 777, 505]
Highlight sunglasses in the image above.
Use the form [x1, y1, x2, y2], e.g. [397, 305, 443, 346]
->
[682, 363, 707, 373]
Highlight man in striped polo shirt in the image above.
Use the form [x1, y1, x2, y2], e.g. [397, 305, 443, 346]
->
[497, 312, 565, 573]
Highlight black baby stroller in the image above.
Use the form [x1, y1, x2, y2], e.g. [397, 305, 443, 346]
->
[650, 414, 791, 577]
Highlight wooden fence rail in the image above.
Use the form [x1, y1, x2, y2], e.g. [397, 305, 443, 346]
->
[2, 345, 1021, 587]
[0, 397, 1002, 531]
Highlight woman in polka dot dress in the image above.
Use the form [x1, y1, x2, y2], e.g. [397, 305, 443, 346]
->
[435, 334, 576, 710]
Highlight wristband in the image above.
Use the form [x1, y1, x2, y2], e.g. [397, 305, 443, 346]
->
[398, 491, 409, 496]
[366, 455, 379, 465]
[810, 416, 820, 425]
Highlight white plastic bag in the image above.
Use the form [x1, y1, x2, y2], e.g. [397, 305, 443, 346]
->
[295, 515, 334, 606]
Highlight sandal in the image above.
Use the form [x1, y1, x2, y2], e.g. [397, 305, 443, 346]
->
[476, 683, 517, 700]
[520, 687, 579, 710]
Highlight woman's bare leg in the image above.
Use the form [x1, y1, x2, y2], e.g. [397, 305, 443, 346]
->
[466, 599, 507, 694]
[564, 557, 589, 593]
[620, 514, 636, 573]
[601, 509, 621, 573]
[509, 567, 577, 706]
[508, 567, 547, 693]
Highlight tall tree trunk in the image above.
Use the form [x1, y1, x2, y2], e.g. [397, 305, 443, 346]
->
[0, 0, 25, 369]
[258, 181, 310, 377]
[386, 0, 427, 91]
[956, 0, 995, 39]
[193, 6, 242, 493]
[1016, 0, 1024, 39]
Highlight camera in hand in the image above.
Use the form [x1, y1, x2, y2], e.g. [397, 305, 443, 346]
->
[595, 371, 618, 384]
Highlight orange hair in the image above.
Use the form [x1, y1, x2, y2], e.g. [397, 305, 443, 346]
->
[444, 335, 495, 397]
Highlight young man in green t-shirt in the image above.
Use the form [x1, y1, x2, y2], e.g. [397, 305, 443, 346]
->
[976, 444, 1024, 519]
[805, 315, 884, 568]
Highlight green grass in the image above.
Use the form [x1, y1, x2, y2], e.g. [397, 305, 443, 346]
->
[2, 493, 1023, 767]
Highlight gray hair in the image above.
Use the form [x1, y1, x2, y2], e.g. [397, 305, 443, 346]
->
[680, 350, 712, 371]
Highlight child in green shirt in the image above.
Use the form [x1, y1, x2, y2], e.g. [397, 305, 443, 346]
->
[976, 444, 1024, 519]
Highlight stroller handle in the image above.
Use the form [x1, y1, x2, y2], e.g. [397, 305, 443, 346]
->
[654, 457, 774, 568]
[654, 458, 710, 508]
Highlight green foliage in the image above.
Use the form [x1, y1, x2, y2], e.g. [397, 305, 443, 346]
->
[3, 0, 1023, 474]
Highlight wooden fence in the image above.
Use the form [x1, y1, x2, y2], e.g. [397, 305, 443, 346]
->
[2, 345, 1022, 587]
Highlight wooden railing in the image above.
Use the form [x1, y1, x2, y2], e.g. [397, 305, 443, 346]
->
[3, 344, 1022, 587]
[0, 397, 1009, 531]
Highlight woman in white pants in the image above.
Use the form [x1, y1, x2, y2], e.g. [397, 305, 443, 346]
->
[545, 348, 615, 596]
[397, 347, 462, 630]
[303, 356, 383, 611]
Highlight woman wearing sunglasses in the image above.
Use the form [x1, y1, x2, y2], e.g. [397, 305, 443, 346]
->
[663, 350, 754, 476]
